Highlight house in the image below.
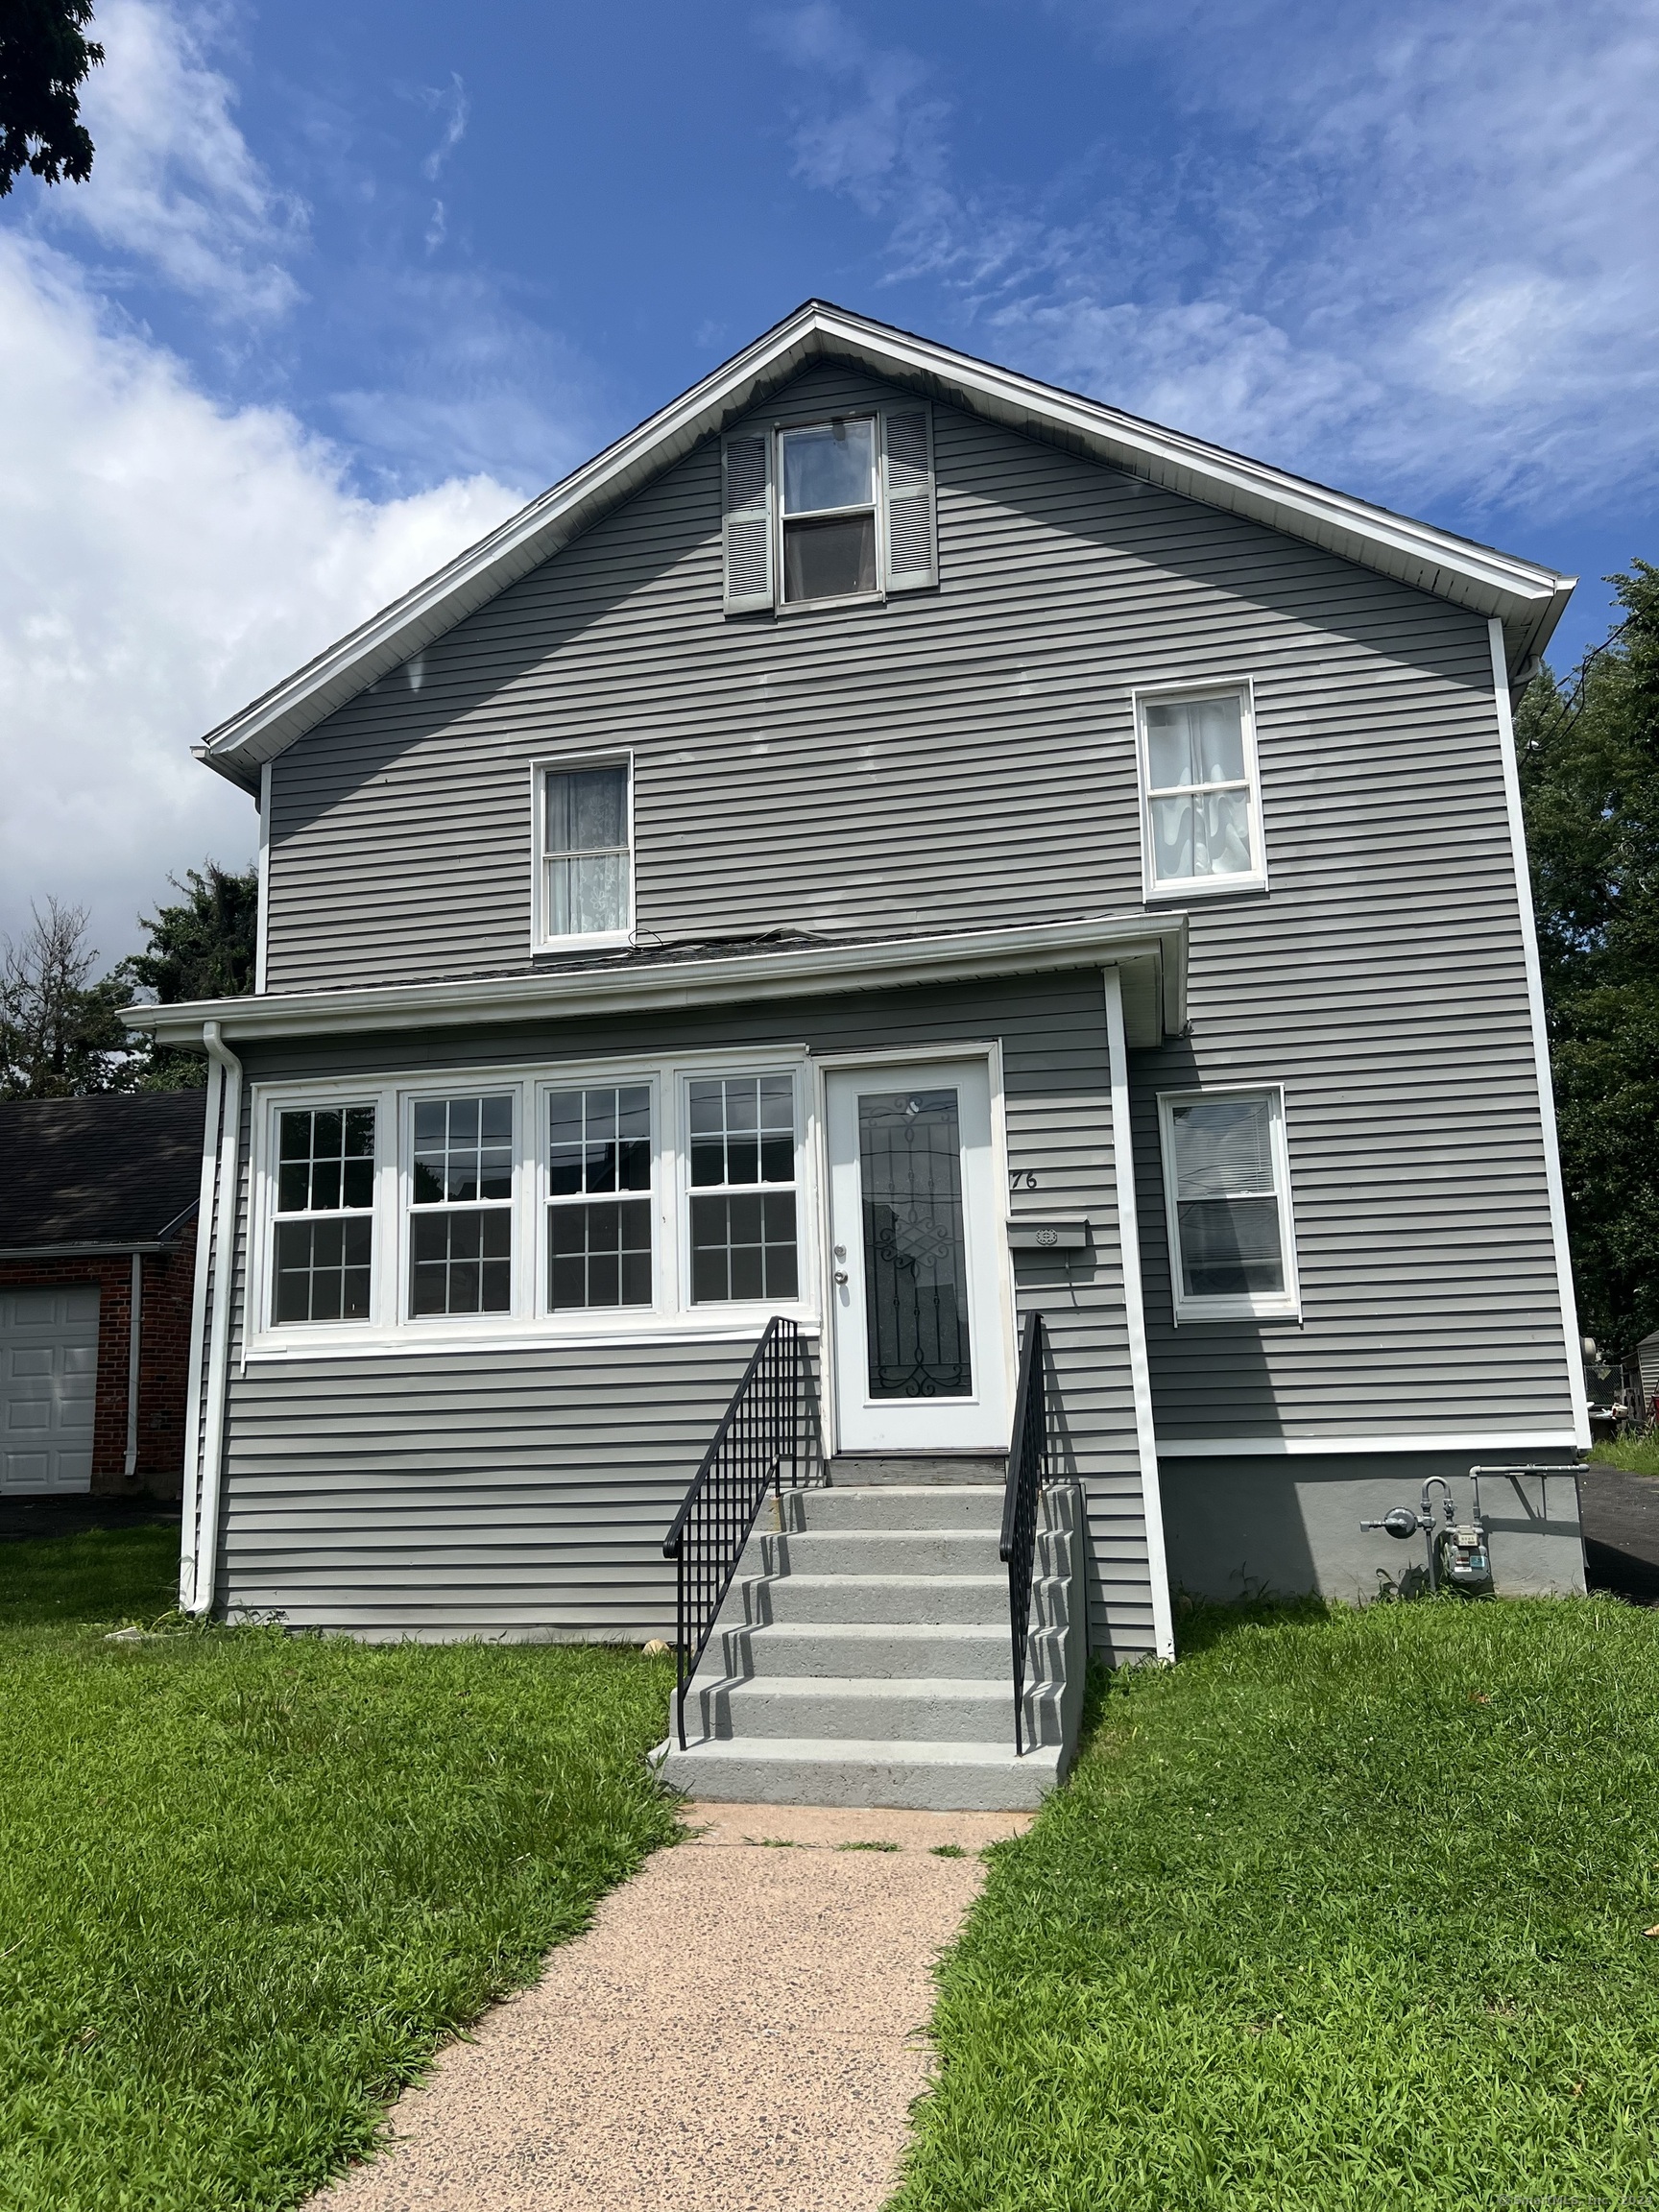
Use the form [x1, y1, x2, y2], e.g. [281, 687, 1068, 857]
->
[125, 301, 1589, 1806]
[0, 1092, 204, 1498]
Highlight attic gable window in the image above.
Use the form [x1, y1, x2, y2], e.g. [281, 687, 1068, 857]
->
[536, 758, 632, 949]
[721, 404, 937, 614]
[781, 420, 878, 604]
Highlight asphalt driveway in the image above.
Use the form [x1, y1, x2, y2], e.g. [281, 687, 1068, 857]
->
[1579, 1464, 1659, 1600]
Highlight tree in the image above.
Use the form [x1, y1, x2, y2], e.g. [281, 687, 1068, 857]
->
[119, 862, 258, 1089]
[0, 0, 103, 197]
[1517, 561, 1659, 1356]
[0, 897, 132, 1096]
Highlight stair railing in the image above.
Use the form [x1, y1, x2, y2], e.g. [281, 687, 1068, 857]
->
[999, 1312, 1052, 1757]
[661, 1315, 822, 1751]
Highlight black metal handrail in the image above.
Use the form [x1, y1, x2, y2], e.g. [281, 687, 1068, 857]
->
[998, 1312, 1051, 1756]
[661, 1315, 821, 1750]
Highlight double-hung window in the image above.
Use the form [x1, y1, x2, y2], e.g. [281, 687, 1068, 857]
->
[780, 419, 878, 605]
[409, 1094, 515, 1317]
[686, 1074, 800, 1303]
[537, 759, 631, 946]
[547, 1083, 653, 1310]
[271, 1106, 375, 1323]
[1137, 685, 1264, 897]
[1157, 1087, 1299, 1321]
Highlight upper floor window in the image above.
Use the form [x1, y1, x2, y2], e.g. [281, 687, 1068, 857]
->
[1157, 1087, 1299, 1322]
[1136, 685, 1265, 899]
[537, 760, 631, 947]
[781, 421, 878, 604]
[721, 406, 937, 614]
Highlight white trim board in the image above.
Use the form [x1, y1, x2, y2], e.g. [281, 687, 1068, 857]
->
[1103, 970, 1175, 1661]
[1157, 1431, 1582, 1458]
[1487, 615, 1592, 1451]
[192, 301, 1574, 792]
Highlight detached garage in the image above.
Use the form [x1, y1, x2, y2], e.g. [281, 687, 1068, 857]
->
[0, 1094, 204, 1499]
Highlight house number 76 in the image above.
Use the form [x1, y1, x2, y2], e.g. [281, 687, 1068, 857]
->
[1009, 1170, 1038, 1191]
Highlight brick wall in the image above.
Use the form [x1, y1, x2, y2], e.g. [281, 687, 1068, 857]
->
[0, 1242, 197, 1499]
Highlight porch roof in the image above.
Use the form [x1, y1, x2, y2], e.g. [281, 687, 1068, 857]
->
[122, 912, 1186, 1052]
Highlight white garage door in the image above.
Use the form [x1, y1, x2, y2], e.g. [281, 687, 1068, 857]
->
[1, 1286, 100, 1493]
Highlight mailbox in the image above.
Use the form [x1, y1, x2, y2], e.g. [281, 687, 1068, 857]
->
[1005, 1219, 1090, 1252]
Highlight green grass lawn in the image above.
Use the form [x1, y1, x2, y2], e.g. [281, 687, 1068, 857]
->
[1593, 1430, 1659, 1477]
[0, 1526, 676, 2212]
[895, 1596, 1659, 2211]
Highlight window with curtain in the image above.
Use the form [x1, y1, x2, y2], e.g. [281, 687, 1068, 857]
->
[1158, 1088, 1298, 1318]
[1139, 687, 1262, 894]
[541, 762, 631, 941]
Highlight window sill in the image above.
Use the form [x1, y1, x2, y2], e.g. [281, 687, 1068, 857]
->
[533, 930, 633, 954]
[1143, 876, 1268, 904]
[773, 588, 886, 617]
[1170, 1301, 1302, 1327]
[245, 1308, 822, 1361]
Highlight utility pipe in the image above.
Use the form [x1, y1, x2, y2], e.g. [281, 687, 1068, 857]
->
[188, 1021, 243, 1615]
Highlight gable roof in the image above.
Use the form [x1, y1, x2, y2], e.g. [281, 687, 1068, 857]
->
[196, 300, 1575, 796]
[0, 1091, 205, 1253]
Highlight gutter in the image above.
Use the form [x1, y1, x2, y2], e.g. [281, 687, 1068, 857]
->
[121, 912, 1189, 1050]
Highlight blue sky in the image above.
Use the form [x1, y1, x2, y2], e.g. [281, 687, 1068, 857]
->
[2, 0, 1655, 958]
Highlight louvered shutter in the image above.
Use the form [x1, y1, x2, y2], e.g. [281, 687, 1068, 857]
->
[881, 405, 937, 591]
[722, 431, 775, 613]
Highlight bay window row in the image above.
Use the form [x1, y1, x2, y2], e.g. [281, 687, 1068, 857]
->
[262, 1067, 804, 1334]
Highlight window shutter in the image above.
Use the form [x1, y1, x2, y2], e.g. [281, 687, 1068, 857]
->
[722, 432, 774, 613]
[881, 405, 936, 591]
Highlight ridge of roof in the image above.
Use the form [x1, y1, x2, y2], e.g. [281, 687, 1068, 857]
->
[196, 299, 1575, 793]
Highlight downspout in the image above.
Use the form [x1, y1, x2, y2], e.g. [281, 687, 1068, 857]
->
[190, 1020, 243, 1615]
[123, 1250, 142, 1481]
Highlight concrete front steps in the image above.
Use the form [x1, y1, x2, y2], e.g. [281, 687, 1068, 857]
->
[659, 1480, 1086, 1813]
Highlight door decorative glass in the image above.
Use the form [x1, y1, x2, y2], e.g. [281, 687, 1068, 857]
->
[857, 1089, 973, 1399]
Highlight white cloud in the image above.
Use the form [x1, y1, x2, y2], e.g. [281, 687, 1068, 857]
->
[36, 0, 307, 319]
[415, 75, 470, 183]
[765, 0, 1659, 521]
[0, 237, 523, 964]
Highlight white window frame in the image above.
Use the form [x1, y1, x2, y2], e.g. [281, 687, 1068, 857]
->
[774, 414, 885, 615]
[245, 1047, 817, 1358]
[1133, 678, 1267, 902]
[535, 1070, 668, 1320]
[1156, 1083, 1301, 1324]
[400, 1085, 524, 1328]
[676, 1067, 805, 1314]
[254, 1095, 387, 1336]
[531, 751, 636, 953]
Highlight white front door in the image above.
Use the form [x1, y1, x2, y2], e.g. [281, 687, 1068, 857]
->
[825, 1060, 1012, 1454]
[1, 1286, 99, 1493]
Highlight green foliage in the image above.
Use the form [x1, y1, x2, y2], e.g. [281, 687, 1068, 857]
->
[895, 1597, 1659, 2211]
[1591, 1427, 1659, 1478]
[0, 1530, 677, 2211]
[0, 897, 133, 1097]
[0, 0, 103, 196]
[118, 861, 258, 1089]
[1518, 562, 1659, 1352]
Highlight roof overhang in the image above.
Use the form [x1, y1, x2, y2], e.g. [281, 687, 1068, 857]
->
[122, 913, 1187, 1051]
[196, 301, 1574, 796]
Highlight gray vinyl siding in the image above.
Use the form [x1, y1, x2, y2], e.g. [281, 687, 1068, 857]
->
[1128, 615, 1574, 1440]
[208, 974, 1158, 1657]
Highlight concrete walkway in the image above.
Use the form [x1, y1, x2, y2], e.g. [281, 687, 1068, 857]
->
[308, 1802, 1030, 2212]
